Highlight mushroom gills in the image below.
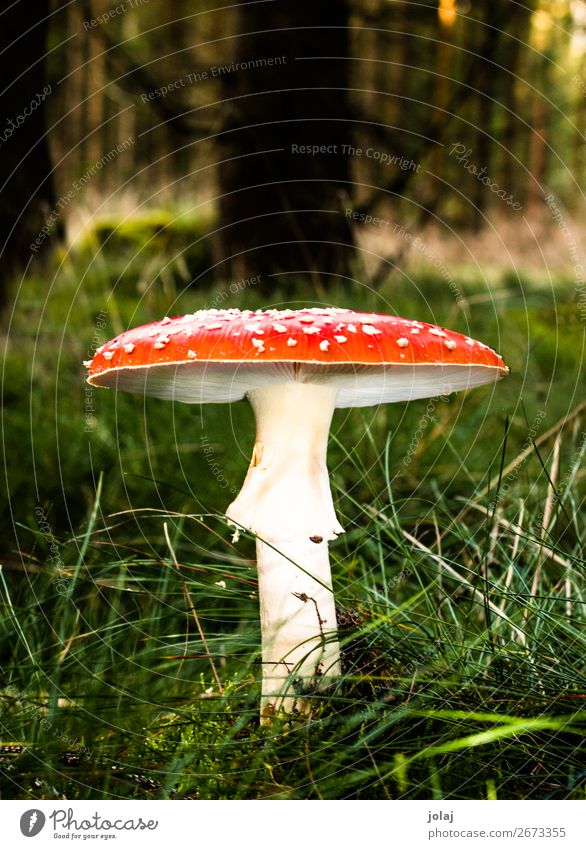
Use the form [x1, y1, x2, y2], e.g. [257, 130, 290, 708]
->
[90, 361, 500, 407]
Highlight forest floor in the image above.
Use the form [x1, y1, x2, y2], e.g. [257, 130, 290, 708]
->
[0, 232, 585, 799]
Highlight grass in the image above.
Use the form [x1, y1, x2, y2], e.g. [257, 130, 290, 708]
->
[0, 239, 585, 799]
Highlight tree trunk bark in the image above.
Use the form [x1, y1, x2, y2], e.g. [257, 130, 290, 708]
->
[500, 5, 531, 196]
[0, 0, 57, 300]
[470, 4, 507, 229]
[215, 1, 355, 286]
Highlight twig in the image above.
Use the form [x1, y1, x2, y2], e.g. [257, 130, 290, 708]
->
[531, 434, 561, 600]
[365, 742, 392, 799]
[163, 523, 223, 693]
[499, 501, 524, 615]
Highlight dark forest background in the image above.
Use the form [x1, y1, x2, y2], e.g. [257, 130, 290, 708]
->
[2, 0, 586, 296]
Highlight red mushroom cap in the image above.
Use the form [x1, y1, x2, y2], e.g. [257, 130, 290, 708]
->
[86, 307, 508, 407]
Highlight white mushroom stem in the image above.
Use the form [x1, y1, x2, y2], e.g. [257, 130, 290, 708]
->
[226, 382, 343, 721]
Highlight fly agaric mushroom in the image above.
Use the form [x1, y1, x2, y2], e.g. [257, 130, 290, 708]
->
[86, 307, 508, 721]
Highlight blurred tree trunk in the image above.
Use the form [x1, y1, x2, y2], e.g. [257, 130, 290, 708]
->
[470, 2, 509, 229]
[86, 30, 106, 173]
[61, 5, 86, 187]
[215, 1, 355, 286]
[527, 60, 549, 209]
[430, 7, 456, 183]
[499, 0, 534, 197]
[574, 63, 586, 193]
[0, 0, 56, 300]
[500, 12, 529, 191]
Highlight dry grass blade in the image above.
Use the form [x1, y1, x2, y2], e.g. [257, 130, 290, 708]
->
[499, 501, 525, 615]
[364, 510, 528, 646]
[455, 500, 573, 571]
[163, 523, 224, 694]
[400, 529, 527, 646]
[457, 399, 586, 515]
[531, 433, 561, 600]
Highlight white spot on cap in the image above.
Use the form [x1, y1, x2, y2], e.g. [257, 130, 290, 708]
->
[303, 326, 320, 335]
[347, 324, 357, 333]
[362, 324, 382, 336]
[103, 351, 114, 360]
[445, 339, 457, 350]
[96, 345, 104, 354]
[430, 328, 447, 338]
[187, 349, 197, 359]
[153, 342, 166, 349]
[252, 338, 265, 352]
[299, 316, 314, 323]
[410, 328, 420, 334]
[160, 316, 172, 325]
[334, 335, 347, 343]
[273, 323, 287, 333]
[83, 360, 92, 368]
[206, 323, 223, 330]
[396, 337, 409, 347]
[319, 339, 330, 352]
[287, 338, 298, 347]
[123, 343, 135, 354]
[465, 337, 475, 346]
[245, 323, 263, 333]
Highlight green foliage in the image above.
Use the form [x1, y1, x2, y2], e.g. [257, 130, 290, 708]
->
[78, 207, 214, 288]
[1, 456, 584, 799]
[1, 248, 584, 799]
